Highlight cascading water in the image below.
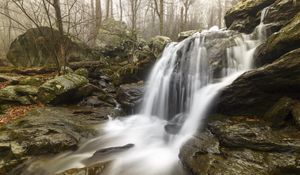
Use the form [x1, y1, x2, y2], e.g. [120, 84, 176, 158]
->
[35, 10, 270, 175]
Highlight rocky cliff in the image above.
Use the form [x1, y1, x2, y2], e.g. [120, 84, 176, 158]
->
[180, 0, 300, 174]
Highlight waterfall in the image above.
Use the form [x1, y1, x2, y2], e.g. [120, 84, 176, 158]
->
[39, 13, 269, 174]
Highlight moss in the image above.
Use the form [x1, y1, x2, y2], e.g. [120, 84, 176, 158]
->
[19, 77, 43, 86]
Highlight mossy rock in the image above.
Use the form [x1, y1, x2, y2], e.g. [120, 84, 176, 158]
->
[7, 27, 93, 67]
[38, 73, 89, 104]
[149, 36, 172, 58]
[0, 86, 36, 105]
[254, 12, 300, 66]
[74, 68, 89, 78]
[225, 0, 276, 33]
[19, 77, 43, 86]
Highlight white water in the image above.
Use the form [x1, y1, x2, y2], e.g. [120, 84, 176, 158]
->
[37, 12, 270, 175]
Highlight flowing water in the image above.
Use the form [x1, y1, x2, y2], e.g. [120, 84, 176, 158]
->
[36, 10, 270, 175]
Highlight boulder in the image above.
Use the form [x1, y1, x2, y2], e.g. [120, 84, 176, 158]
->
[74, 68, 89, 78]
[180, 117, 300, 175]
[95, 18, 133, 58]
[178, 30, 199, 41]
[149, 36, 172, 58]
[56, 162, 108, 175]
[38, 73, 89, 104]
[254, 12, 300, 67]
[116, 81, 144, 113]
[216, 48, 300, 117]
[7, 27, 93, 67]
[0, 85, 38, 105]
[225, 0, 276, 33]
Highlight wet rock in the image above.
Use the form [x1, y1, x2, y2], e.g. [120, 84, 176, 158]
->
[254, 12, 300, 67]
[225, 0, 276, 33]
[178, 30, 198, 41]
[209, 117, 300, 152]
[56, 162, 108, 175]
[38, 73, 89, 104]
[164, 124, 181, 135]
[0, 106, 113, 174]
[216, 48, 300, 117]
[264, 0, 300, 28]
[7, 27, 93, 67]
[263, 97, 294, 128]
[164, 113, 186, 134]
[80, 96, 111, 107]
[85, 144, 134, 164]
[180, 117, 300, 175]
[116, 81, 144, 114]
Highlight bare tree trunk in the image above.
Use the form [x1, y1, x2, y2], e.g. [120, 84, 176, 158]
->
[119, 0, 123, 21]
[53, 0, 65, 68]
[159, 0, 164, 35]
[180, 6, 184, 31]
[106, 0, 110, 19]
[110, 0, 113, 18]
[218, 0, 222, 28]
[4, 1, 12, 49]
[96, 0, 102, 29]
[154, 0, 164, 35]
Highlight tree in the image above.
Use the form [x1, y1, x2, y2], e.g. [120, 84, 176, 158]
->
[106, 0, 110, 19]
[129, 0, 142, 36]
[153, 0, 164, 35]
[96, 0, 102, 29]
[181, 0, 195, 30]
[119, 0, 123, 21]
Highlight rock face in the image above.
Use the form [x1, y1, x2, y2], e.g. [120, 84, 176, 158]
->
[0, 106, 113, 174]
[7, 27, 93, 67]
[38, 73, 89, 104]
[216, 48, 300, 117]
[116, 82, 144, 114]
[180, 117, 300, 175]
[254, 12, 300, 67]
[264, 0, 300, 27]
[225, 0, 300, 35]
[225, 0, 276, 33]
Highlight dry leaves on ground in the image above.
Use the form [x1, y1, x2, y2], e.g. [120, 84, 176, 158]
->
[0, 104, 44, 125]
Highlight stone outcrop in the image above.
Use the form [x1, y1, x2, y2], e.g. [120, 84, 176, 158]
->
[216, 48, 300, 117]
[180, 116, 300, 175]
[148, 36, 172, 58]
[225, 0, 276, 33]
[38, 73, 89, 104]
[225, 0, 300, 35]
[0, 106, 115, 174]
[116, 81, 144, 114]
[7, 27, 93, 67]
[254, 12, 300, 67]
